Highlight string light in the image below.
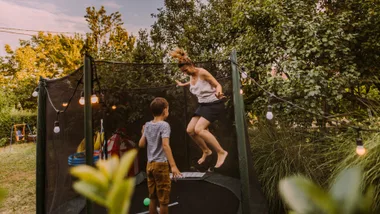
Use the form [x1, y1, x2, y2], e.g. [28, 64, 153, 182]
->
[53, 111, 60, 134]
[112, 105, 117, 110]
[32, 87, 39, 97]
[240, 87, 244, 95]
[53, 121, 60, 133]
[266, 105, 274, 120]
[241, 71, 248, 79]
[79, 91, 85, 105]
[62, 102, 68, 107]
[233, 61, 380, 132]
[91, 93, 99, 104]
[356, 137, 366, 156]
[355, 130, 366, 156]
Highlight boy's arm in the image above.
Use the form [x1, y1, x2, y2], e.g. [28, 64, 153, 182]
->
[162, 138, 181, 178]
[138, 125, 146, 148]
[138, 135, 146, 148]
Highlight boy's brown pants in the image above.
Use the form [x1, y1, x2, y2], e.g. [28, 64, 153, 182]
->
[146, 161, 171, 205]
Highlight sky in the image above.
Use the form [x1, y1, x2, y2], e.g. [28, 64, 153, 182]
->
[0, 0, 165, 56]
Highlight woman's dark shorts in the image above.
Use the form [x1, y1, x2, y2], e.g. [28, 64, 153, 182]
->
[194, 99, 225, 123]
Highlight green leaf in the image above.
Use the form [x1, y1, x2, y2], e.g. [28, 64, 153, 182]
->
[113, 149, 138, 184]
[107, 178, 135, 214]
[329, 167, 362, 214]
[72, 181, 107, 207]
[70, 165, 109, 191]
[279, 176, 337, 214]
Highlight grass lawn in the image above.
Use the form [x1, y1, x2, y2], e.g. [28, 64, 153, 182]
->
[0, 143, 36, 214]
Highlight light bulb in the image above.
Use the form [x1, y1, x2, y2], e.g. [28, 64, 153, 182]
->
[266, 105, 273, 120]
[53, 121, 60, 133]
[240, 89, 244, 95]
[356, 145, 366, 156]
[32, 90, 38, 97]
[62, 102, 68, 107]
[79, 97, 85, 105]
[112, 105, 117, 110]
[356, 137, 365, 156]
[91, 94, 99, 104]
[241, 71, 248, 79]
[266, 111, 273, 120]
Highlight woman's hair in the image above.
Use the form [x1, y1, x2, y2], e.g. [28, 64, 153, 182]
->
[169, 47, 193, 68]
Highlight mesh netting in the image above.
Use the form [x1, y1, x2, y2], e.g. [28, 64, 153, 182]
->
[44, 60, 241, 213]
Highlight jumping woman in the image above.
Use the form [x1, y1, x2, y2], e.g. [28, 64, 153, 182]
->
[170, 48, 228, 168]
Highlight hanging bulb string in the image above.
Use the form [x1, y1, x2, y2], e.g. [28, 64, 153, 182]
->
[233, 61, 332, 118]
[231, 60, 380, 133]
[63, 73, 84, 112]
[55, 111, 60, 120]
[45, 86, 62, 113]
[44, 73, 84, 113]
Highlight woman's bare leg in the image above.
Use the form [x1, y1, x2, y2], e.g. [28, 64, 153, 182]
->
[187, 116, 212, 164]
[194, 117, 228, 168]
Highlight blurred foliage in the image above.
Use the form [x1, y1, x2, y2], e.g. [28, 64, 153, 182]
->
[279, 167, 374, 214]
[70, 150, 137, 214]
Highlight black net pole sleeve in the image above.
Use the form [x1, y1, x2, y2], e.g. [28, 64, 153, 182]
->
[183, 87, 190, 169]
[36, 77, 47, 214]
[84, 55, 94, 214]
[231, 50, 251, 214]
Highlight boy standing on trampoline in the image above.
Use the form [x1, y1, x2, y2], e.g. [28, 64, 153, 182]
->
[139, 97, 182, 214]
[171, 48, 228, 168]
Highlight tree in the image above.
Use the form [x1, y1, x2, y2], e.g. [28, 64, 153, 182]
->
[1, 33, 84, 109]
[233, 0, 380, 126]
[150, 0, 236, 60]
[84, 6, 135, 61]
[132, 29, 164, 63]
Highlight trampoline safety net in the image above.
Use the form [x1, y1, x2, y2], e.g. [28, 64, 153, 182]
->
[41, 60, 267, 214]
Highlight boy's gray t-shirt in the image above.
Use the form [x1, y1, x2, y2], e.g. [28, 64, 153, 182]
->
[143, 121, 171, 162]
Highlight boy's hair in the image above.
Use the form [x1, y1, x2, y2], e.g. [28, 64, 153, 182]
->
[150, 97, 169, 116]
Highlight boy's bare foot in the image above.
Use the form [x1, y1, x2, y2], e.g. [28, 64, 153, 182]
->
[215, 151, 228, 168]
[197, 150, 212, 164]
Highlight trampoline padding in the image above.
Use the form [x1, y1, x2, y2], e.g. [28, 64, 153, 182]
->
[130, 173, 240, 214]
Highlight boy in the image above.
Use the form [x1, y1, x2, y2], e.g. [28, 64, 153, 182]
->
[139, 97, 182, 214]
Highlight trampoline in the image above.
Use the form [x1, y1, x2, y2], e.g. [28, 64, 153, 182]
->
[35, 51, 268, 214]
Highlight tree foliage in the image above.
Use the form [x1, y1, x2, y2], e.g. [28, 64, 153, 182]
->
[132, 29, 164, 63]
[0, 6, 137, 110]
[84, 6, 135, 61]
[150, 0, 235, 60]
[232, 0, 380, 125]
[1, 33, 84, 109]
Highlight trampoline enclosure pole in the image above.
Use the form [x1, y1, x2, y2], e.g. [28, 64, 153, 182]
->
[84, 54, 94, 213]
[231, 50, 252, 214]
[36, 78, 47, 214]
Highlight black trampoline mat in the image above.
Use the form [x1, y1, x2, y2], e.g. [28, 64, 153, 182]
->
[130, 179, 240, 214]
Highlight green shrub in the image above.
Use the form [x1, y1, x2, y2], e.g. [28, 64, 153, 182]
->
[0, 138, 8, 147]
[249, 121, 332, 214]
[0, 107, 37, 145]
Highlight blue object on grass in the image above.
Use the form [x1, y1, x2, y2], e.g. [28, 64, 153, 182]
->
[68, 151, 100, 166]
